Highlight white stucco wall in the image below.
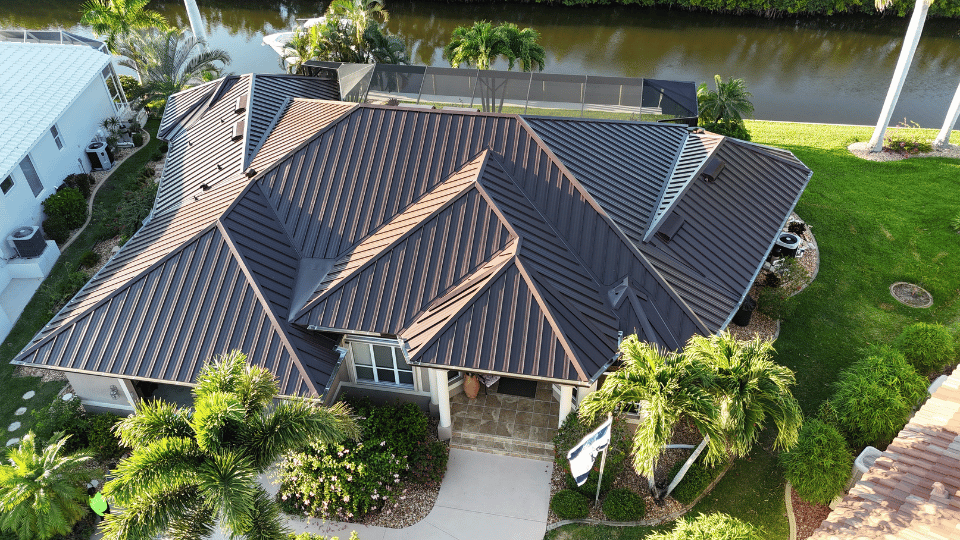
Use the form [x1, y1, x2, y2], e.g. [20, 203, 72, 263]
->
[65, 371, 139, 414]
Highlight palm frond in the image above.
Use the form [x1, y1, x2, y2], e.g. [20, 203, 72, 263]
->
[100, 485, 204, 540]
[245, 400, 358, 470]
[104, 436, 202, 505]
[196, 450, 257, 537]
[115, 398, 194, 449]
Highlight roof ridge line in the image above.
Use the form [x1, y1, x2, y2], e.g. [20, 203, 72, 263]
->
[517, 116, 712, 337]
[12, 218, 224, 365]
[214, 220, 322, 397]
[513, 257, 589, 383]
[402, 241, 520, 363]
[238, 74, 256, 172]
[244, 94, 291, 171]
[291, 151, 492, 323]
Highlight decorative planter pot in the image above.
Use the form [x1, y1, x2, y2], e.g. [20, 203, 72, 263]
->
[463, 374, 480, 399]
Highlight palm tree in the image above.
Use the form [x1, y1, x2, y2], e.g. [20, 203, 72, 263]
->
[116, 29, 231, 101]
[443, 21, 509, 71]
[0, 432, 98, 540]
[327, 0, 388, 55]
[684, 331, 802, 458]
[579, 336, 726, 482]
[79, 0, 168, 53]
[868, 0, 934, 152]
[933, 81, 960, 148]
[697, 75, 755, 125]
[498, 23, 545, 72]
[100, 350, 359, 540]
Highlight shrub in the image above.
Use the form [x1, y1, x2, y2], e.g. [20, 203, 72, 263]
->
[86, 413, 125, 462]
[79, 251, 100, 268]
[564, 450, 625, 498]
[145, 97, 167, 116]
[288, 533, 358, 540]
[787, 221, 807, 234]
[883, 119, 932, 155]
[895, 322, 956, 374]
[62, 173, 94, 200]
[701, 120, 751, 141]
[602, 488, 646, 521]
[141, 166, 155, 178]
[42, 188, 87, 243]
[408, 439, 449, 487]
[341, 396, 428, 459]
[40, 267, 89, 313]
[550, 490, 590, 520]
[667, 455, 726, 505]
[554, 412, 630, 498]
[780, 419, 852, 505]
[115, 180, 158, 237]
[159, 141, 169, 153]
[757, 286, 795, 320]
[833, 349, 928, 446]
[132, 132, 144, 147]
[118, 75, 143, 101]
[30, 396, 88, 453]
[647, 512, 763, 540]
[951, 210, 960, 233]
[817, 399, 839, 428]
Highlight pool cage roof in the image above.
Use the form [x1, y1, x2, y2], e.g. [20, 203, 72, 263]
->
[0, 29, 108, 53]
[302, 62, 698, 123]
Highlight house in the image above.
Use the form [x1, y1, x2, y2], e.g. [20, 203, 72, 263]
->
[11, 72, 811, 446]
[0, 30, 128, 342]
[810, 367, 960, 539]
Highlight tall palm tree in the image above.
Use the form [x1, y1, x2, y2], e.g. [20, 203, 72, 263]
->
[79, 0, 168, 54]
[697, 75, 755, 125]
[933, 81, 959, 148]
[443, 21, 509, 71]
[100, 350, 359, 540]
[116, 29, 231, 101]
[579, 336, 726, 481]
[0, 432, 97, 540]
[498, 23, 545, 72]
[684, 332, 802, 458]
[868, 0, 934, 152]
[327, 0, 388, 56]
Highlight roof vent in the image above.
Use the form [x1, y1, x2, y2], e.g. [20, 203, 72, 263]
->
[244, 167, 257, 178]
[608, 277, 629, 308]
[655, 213, 685, 243]
[201, 183, 211, 191]
[231, 119, 246, 141]
[700, 159, 726, 182]
[234, 94, 248, 114]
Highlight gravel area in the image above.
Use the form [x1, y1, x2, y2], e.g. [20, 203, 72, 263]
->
[358, 477, 443, 528]
[13, 365, 67, 382]
[791, 486, 831, 540]
[848, 141, 960, 162]
[84, 236, 123, 277]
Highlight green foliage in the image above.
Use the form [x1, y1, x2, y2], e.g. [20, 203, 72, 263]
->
[117, 29, 231, 101]
[757, 283, 796, 320]
[602, 488, 646, 522]
[145, 97, 167, 115]
[158, 141, 168, 153]
[780, 419, 852, 505]
[698, 75, 754, 124]
[817, 399, 839, 428]
[883, 119, 932, 155]
[86, 413, 125, 462]
[895, 322, 956, 374]
[443, 21, 545, 72]
[118, 75, 143, 101]
[114, 178, 158, 237]
[564, 450, 625, 498]
[132, 132, 144, 147]
[833, 350, 928, 446]
[287, 532, 359, 540]
[39, 267, 88, 314]
[42, 188, 88, 243]
[0, 432, 97, 540]
[667, 455, 725, 505]
[701, 120, 751, 141]
[79, 251, 100, 268]
[62, 173, 95, 200]
[553, 412, 630, 471]
[79, 0, 168, 53]
[550, 490, 590, 520]
[30, 396, 89, 453]
[951, 210, 960, 233]
[278, 398, 445, 521]
[647, 512, 763, 540]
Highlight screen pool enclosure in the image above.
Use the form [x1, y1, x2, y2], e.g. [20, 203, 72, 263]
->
[302, 62, 698, 123]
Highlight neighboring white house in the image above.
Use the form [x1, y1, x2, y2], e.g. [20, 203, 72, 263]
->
[0, 31, 127, 342]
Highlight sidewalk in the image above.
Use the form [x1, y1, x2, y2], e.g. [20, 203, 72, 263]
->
[269, 449, 554, 540]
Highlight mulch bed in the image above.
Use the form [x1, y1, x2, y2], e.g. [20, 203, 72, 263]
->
[791, 487, 831, 540]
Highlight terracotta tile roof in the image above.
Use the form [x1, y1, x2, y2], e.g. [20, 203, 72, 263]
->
[810, 366, 960, 540]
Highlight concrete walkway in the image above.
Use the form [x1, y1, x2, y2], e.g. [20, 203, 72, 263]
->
[271, 449, 554, 540]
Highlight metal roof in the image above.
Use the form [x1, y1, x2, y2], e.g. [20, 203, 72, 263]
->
[12, 79, 812, 393]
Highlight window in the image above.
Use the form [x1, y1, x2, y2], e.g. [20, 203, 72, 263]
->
[50, 125, 63, 150]
[102, 65, 126, 111]
[1, 176, 12, 194]
[448, 370, 463, 383]
[19, 155, 43, 197]
[350, 341, 413, 386]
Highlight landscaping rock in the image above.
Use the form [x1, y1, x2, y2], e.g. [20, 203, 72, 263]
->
[6, 438, 19, 447]
[8, 421, 21, 432]
[22, 390, 35, 399]
[14, 407, 26, 416]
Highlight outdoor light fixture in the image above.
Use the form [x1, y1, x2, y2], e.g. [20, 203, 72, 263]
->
[110, 384, 120, 400]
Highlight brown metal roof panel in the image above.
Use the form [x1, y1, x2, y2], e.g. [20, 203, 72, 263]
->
[249, 100, 355, 174]
[158, 79, 220, 140]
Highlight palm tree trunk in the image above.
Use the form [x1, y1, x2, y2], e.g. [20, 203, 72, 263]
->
[868, 0, 930, 153]
[933, 79, 960, 148]
[183, 0, 207, 44]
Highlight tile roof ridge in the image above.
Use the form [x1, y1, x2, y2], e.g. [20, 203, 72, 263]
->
[214, 219, 322, 397]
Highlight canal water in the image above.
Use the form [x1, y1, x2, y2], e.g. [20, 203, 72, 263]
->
[2, 0, 959, 127]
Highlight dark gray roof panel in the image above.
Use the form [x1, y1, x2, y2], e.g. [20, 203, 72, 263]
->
[248, 99, 355, 175]
[158, 80, 219, 140]
[648, 132, 724, 239]
[244, 75, 341, 168]
[524, 118, 687, 242]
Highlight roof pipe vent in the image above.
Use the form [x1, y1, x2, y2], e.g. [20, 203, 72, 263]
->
[201, 183, 211, 191]
[234, 94, 248, 114]
[231, 119, 246, 141]
[700, 159, 726, 182]
[244, 167, 257, 178]
[654, 213, 685, 243]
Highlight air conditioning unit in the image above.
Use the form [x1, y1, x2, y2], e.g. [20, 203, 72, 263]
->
[86, 141, 112, 171]
[7, 226, 47, 258]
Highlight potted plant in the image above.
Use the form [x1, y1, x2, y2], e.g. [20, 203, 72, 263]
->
[463, 373, 480, 399]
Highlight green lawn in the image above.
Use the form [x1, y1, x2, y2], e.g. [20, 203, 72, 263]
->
[546, 122, 960, 540]
[0, 118, 162, 436]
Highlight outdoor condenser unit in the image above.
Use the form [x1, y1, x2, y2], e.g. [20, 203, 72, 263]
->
[86, 141, 113, 171]
[6, 226, 46, 258]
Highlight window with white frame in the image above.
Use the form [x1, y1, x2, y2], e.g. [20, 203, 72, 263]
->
[19, 155, 43, 197]
[101, 65, 126, 111]
[349, 341, 414, 387]
[50, 125, 63, 150]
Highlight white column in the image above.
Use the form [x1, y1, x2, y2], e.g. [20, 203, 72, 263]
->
[184, 0, 208, 43]
[434, 369, 452, 440]
[558, 385, 574, 427]
[427, 367, 439, 406]
[933, 79, 960, 148]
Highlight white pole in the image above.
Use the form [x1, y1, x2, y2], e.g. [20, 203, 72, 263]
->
[868, 0, 931, 152]
[558, 385, 574, 428]
[183, 0, 208, 44]
[594, 413, 612, 505]
[434, 369, 452, 434]
[933, 80, 960, 148]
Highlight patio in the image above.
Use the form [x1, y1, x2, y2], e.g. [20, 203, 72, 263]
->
[449, 380, 560, 461]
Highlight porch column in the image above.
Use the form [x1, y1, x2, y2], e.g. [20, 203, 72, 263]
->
[558, 384, 574, 427]
[434, 369, 452, 441]
[427, 367, 439, 406]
